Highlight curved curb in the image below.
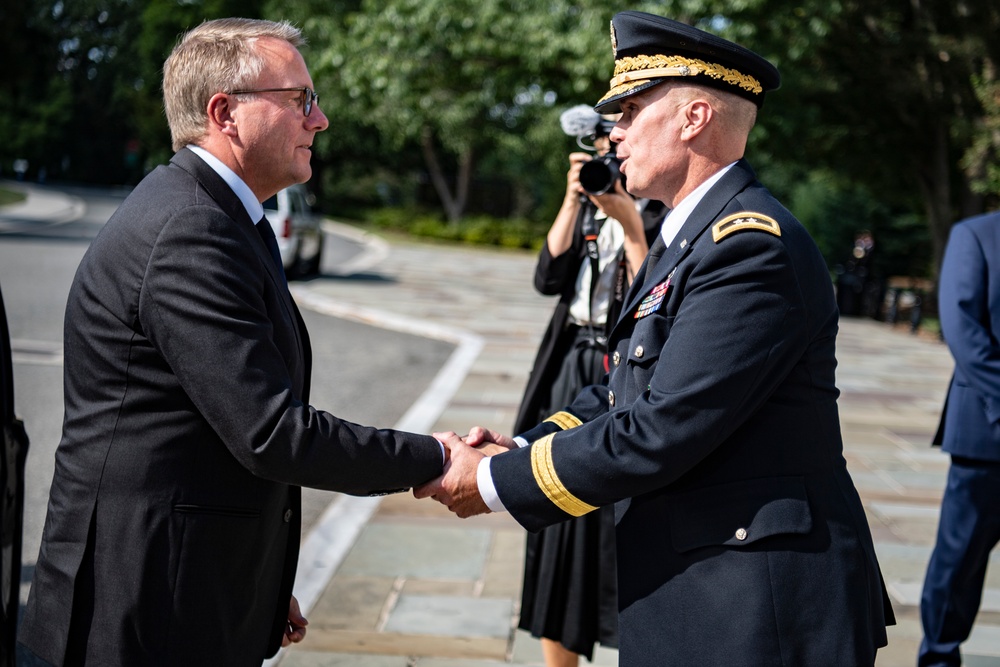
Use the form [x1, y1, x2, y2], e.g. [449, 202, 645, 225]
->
[262, 285, 484, 665]
[0, 182, 86, 229]
[319, 219, 390, 276]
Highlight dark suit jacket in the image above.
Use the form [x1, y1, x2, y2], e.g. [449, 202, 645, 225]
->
[492, 160, 892, 666]
[18, 149, 442, 666]
[934, 211, 1000, 462]
[1, 281, 28, 667]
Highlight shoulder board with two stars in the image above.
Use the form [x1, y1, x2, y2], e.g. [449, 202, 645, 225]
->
[712, 212, 781, 243]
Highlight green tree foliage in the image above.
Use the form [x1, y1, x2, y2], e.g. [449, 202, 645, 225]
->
[0, 3, 71, 181]
[694, 0, 999, 276]
[298, 0, 661, 222]
[964, 69, 1000, 201]
[0, 1, 139, 183]
[287, 0, 997, 277]
[790, 171, 931, 281]
[0, 0, 264, 184]
[4, 0, 997, 281]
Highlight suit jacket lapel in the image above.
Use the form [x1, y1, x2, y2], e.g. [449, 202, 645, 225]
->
[170, 148, 289, 294]
[169, 148, 308, 361]
[171, 148, 254, 226]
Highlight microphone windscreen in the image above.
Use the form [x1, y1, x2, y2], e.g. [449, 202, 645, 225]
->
[559, 104, 601, 137]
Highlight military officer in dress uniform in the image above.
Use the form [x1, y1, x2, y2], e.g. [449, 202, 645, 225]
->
[416, 10, 894, 667]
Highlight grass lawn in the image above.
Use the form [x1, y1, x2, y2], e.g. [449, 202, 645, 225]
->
[0, 186, 26, 207]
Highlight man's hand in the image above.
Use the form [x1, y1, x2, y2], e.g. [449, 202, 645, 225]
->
[282, 595, 308, 647]
[414, 431, 491, 518]
[464, 425, 517, 451]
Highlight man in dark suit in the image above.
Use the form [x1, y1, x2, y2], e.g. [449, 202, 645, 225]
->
[18, 18, 444, 667]
[919, 211, 1000, 666]
[418, 11, 894, 666]
[1, 281, 28, 667]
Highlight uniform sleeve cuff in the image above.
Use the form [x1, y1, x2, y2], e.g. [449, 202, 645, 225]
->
[477, 456, 507, 513]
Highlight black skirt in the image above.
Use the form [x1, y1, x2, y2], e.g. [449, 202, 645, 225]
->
[517, 325, 618, 660]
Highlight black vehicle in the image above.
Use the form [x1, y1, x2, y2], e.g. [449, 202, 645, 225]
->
[0, 282, 28, 666]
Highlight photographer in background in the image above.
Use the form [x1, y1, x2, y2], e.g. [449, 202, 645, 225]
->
[513, 105, 664, 666]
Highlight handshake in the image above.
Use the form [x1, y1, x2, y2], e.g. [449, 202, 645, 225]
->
[413, 426, 517, 518]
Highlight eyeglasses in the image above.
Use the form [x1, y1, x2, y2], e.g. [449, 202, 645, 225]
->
[228, 87, 319, 117]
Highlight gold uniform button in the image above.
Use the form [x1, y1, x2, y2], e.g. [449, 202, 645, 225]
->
[735, 528, 747, 541]
[612, 351, 621, 366]
[608, 390, 615, 407]
[635, 345, 644, 358]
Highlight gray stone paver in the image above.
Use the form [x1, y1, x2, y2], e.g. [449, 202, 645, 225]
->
[337, 524, 492, 580]
[385, 595, 513, 638]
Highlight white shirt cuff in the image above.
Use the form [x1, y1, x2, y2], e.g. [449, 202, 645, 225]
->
[514, 436, 530, 448]
[477, 457, 507, 513]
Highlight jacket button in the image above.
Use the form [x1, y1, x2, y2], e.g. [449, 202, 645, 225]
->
[608, 390, 615, 407]
[735, 527, 747, 541]
[612, 351, 621, 366]
[283, 509, 294, 523]
[635, 345, 644, 358]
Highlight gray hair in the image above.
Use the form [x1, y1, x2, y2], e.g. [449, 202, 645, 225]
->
[163, 18, 304, 151]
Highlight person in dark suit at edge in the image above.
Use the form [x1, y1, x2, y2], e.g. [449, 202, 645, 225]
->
[514, 106, 662, 667]
[18, 18, 445, 667]
[919, 211, 1000, 666]
[417, 11, 894, 667]
[0, 281, 29, 667]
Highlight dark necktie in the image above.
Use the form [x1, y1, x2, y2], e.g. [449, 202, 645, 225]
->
[256, 217, 287, 283]
[644, 232, 667, 277]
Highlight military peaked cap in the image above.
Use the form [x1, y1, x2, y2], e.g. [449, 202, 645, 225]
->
[595, 11, 780, 113]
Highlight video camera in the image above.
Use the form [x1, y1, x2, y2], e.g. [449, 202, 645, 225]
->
[559, 104, 623, 196]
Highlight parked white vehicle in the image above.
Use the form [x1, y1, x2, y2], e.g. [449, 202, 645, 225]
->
[262, 184, 323, 278]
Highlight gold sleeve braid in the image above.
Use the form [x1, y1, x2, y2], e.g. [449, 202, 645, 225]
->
[529, 433, 598, 517]
[543, 411, 583, 430]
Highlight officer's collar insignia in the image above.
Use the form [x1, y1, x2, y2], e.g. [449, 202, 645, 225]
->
[635, 273, 672, 318]
[712, 212, 781, 243]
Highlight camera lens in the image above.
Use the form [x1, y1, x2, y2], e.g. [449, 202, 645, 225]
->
[579, 156, 622, 196]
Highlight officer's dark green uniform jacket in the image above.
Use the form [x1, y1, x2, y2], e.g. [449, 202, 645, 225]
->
[492, 159, 894, 666]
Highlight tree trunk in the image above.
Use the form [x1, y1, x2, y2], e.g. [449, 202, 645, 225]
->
[915, 122, 954, 283]
[420, 126, 472, 224]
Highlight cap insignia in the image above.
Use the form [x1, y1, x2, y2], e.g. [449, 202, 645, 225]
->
[712, 212, 781, 243]
[610, 20, 618, 58]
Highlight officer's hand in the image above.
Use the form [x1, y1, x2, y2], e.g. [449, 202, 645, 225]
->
[414, 433, 490, 518]
[464, 426, 517, 452]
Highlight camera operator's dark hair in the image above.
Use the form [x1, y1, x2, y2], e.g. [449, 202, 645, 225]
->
[595, 118, 617, 138]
